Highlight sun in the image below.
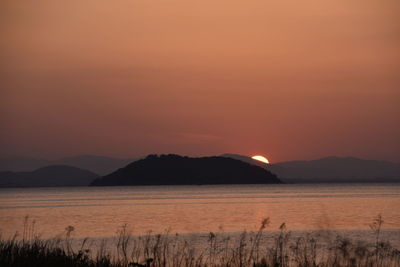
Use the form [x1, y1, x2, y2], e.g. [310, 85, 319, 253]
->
[251, 155, 270, 164]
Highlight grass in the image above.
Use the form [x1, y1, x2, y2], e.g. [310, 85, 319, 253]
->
[1, 215, 399, 267]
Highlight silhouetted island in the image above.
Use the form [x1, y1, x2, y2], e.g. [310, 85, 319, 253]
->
[0, 165, 99, 187]
[91, 154, 282, 186]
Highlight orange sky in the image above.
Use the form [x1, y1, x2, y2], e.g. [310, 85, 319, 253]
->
[1, 0, 399, 162]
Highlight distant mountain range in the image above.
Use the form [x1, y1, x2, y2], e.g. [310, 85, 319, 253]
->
[91, 154, 281, 186]
[0, 165, 99, 187]
[1, 154, 399, 187]
[0, 155, 135, 175]
[222, 154, 400, 183]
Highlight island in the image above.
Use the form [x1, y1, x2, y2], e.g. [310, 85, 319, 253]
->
[91, 154, 282, 186]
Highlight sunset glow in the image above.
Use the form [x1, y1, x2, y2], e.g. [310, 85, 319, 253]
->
[251, 155, 270, 164]
[1, 0, 399, 162]
[0, 1, 399, 265]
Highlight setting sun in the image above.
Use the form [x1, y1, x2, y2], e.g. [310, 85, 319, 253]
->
[251, 155, 270, 164]
[1, 1, 399, 265]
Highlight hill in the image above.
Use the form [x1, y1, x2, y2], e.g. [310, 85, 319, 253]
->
[0, 157, 50, 172]
[222, 154, 400, 183]
[0, 165, 99, 187]
[53, 155, 134, 175]
[275, 156, 400, 183]
[91, 154, 282, 186]
[0, 155, 135, 175]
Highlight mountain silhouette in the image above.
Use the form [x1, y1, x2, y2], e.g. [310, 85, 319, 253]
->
[222, 154, 400, 183]
[0, 157, 51, 172]
[3, 154, 398, 185]
[0, 165, 99, 187]
[275, 156, 400, 183]
[0, 155, 135, 175]
[91, 154, 282, 186]
[221, 154, 272, 168]
[53, 155, 134, 175]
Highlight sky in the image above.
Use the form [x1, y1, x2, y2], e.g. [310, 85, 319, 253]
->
[1, 0, 399, 163]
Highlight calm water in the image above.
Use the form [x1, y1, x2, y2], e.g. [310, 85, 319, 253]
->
[0, 184, 399, 239]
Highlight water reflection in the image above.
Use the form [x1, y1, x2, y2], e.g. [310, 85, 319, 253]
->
[0, 184, 399, 238]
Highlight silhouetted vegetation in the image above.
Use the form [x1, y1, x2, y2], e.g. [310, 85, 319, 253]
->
[1, 215, 399, 267]
[91, 154, 282, 186]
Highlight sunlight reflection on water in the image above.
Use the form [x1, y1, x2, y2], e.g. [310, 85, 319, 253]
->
[0, 184, 399, 239]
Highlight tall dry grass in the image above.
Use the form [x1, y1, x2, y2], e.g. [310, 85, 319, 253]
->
[1, 215, 399, 267]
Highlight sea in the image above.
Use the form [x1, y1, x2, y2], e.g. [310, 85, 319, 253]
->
[0, 183, 399, 247]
